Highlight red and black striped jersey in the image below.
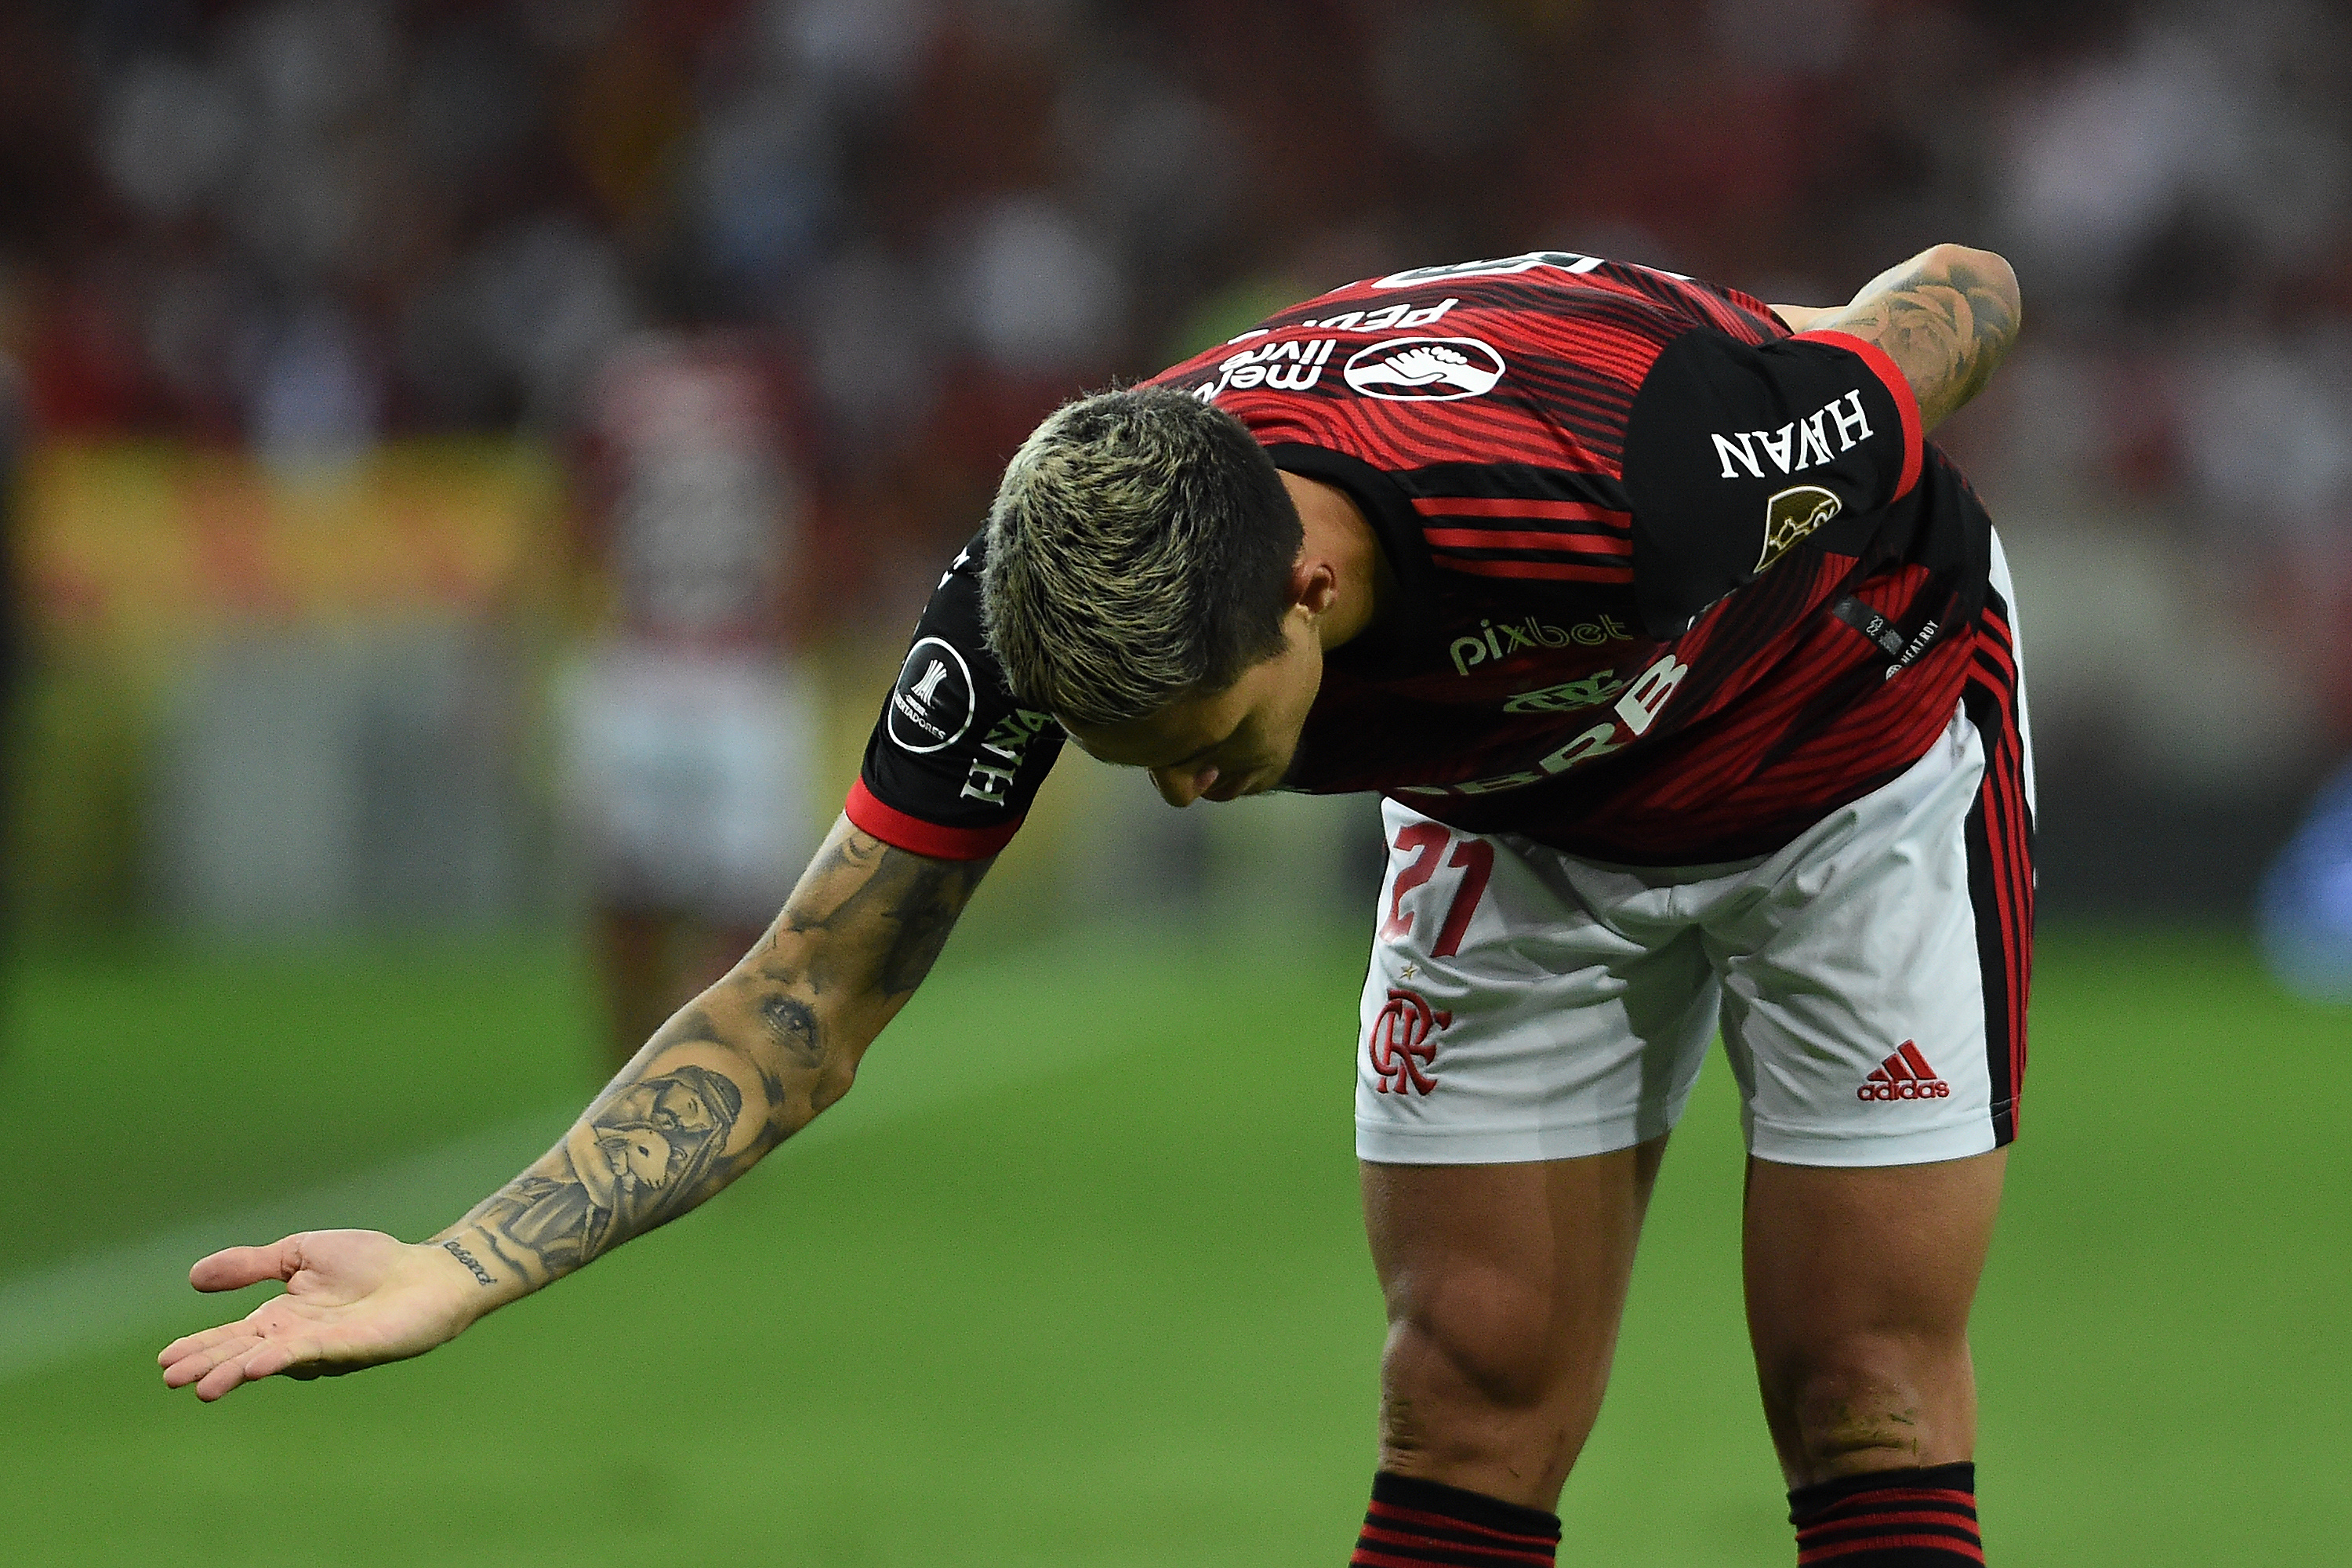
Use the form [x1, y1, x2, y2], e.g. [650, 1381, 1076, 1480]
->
[850, 250, 1992, 866]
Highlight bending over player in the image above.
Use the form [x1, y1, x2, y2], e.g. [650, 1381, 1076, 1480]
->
[161, 243, 2026, 1568]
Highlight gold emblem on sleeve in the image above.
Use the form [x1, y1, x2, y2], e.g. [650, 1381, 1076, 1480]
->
[1757, 484, 1843, 573]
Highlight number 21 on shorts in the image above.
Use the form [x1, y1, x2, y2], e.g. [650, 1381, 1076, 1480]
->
[1379, 824, 1494, 956]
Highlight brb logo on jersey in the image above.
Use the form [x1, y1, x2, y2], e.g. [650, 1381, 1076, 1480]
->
[887, 637, 974, 754]
[1503, 670, 1629, 713]
[1367, 987, 1450, 1094]
[1397, 648, 1690, 799]
[1344, 337, 1505, 401]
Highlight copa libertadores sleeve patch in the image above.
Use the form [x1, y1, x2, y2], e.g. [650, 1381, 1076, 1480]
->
[847, 532, 1066, 860]
[1621, 327, 1923, 637]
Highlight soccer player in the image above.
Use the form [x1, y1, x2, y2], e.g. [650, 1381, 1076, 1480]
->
[160, 244, 2027, 1568]
[553, 332, 821, 1072]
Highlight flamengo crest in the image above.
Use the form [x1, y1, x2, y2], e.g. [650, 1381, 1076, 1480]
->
[1368, 987, 1450, 1094]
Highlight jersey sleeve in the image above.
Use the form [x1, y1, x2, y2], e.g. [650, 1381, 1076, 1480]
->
[846, 532, 1066, 860]
[1620, 327, 1923, 636]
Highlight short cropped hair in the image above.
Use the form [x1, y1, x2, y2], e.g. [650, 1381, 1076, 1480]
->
[982, 387, 1303, 727]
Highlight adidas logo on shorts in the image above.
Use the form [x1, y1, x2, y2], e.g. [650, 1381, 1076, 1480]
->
[1858, 1040, 1951, 1102]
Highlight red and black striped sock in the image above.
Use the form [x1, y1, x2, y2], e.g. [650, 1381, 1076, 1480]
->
[1350, 1471, 1560, 1566]
[1788, 1462, 1983, 1564]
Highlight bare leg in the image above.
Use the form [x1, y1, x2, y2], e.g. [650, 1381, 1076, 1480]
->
[681, 920, 771, 1003]
[1742, 1149, 2005, 1486]
[1363, 1135, 1668, 1509]
[593, 906, 675, 1075]
[595, 909, 773, 1076]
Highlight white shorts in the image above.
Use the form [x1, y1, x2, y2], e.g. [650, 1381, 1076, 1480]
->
[1357, 544, 2037, 1170]
[554, 644, 818, 924]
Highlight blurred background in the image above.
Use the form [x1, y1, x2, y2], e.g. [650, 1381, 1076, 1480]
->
[5, 0, 2352, 942]
[1, 2, 2348, 1564]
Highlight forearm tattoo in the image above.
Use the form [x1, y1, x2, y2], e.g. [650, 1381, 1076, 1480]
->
[462, 1049, 760, 1287]
[773, 829, 991, 1000]
[1835, 256, 2020, 430]
[451, 829, 990, 1286]
[757, 993, 823, 1066]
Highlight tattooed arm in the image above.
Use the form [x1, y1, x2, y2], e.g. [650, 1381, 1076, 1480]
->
[158, 815, 989, 1400]
[1770, 244, 2022, 430]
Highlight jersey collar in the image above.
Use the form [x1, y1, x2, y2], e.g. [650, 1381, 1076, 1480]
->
[1263, 442, 1437, 668]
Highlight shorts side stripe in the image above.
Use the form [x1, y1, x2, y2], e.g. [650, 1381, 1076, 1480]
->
[1962, 597, 2034, 1145]
[1988, 605, 2037, 1127]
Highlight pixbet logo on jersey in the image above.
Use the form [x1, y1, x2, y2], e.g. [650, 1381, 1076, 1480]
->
[1369, 251, 1697, 289]
[1367, 987, 1450, 1095]
[1449, 613, 1632, 675]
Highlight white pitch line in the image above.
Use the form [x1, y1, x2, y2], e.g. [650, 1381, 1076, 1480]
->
[0, 1112, 567, 1385]
[0, 989, 1143, 1385]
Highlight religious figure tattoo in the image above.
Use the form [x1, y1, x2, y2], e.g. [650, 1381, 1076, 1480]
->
[445, 826, 994, 1287]
[469, 1065, 745, 1276]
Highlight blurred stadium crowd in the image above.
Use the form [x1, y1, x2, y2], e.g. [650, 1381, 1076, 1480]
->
[2, 0, 2350, 931]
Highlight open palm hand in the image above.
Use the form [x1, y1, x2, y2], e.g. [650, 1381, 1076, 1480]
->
[158, 1229, 484, 1401]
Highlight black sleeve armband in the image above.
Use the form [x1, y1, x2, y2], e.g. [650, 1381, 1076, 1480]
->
[1622, 328, 1923, 636]
[847, 533, 1065, 860]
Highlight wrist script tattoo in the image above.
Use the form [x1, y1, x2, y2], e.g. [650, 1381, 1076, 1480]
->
[453, 828, 991, 1287]
[441, 1240, 497, 1287]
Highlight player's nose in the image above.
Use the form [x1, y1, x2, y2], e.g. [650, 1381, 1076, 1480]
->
[1150, 762, 1218, 807]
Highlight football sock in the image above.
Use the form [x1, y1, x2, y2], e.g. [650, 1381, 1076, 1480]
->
[1350, 1470, 1560, 1566]
[1788, 1461, 1983, 1565]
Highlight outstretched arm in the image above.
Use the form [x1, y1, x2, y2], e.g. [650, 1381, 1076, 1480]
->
[159, 815, 989, 1400]
[1770, 243, 2022, 431]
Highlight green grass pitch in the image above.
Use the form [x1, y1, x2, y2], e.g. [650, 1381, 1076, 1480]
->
[1, 921, 2346, 1564]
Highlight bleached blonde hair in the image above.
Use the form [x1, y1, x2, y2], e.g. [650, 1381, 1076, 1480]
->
[982, 388, 1302, 727]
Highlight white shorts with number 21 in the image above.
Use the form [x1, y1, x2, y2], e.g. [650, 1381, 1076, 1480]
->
[1356, 548, 2037, 1171]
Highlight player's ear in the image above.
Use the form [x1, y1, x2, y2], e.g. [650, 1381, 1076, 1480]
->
[1289, 553, 1340, 617]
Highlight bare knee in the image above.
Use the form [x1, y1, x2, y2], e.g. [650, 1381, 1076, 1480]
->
[1763, 1339, 1976, 1483]
[1377, 1276, 1604, 1499]
[1384, 1285, 1563, 1417]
